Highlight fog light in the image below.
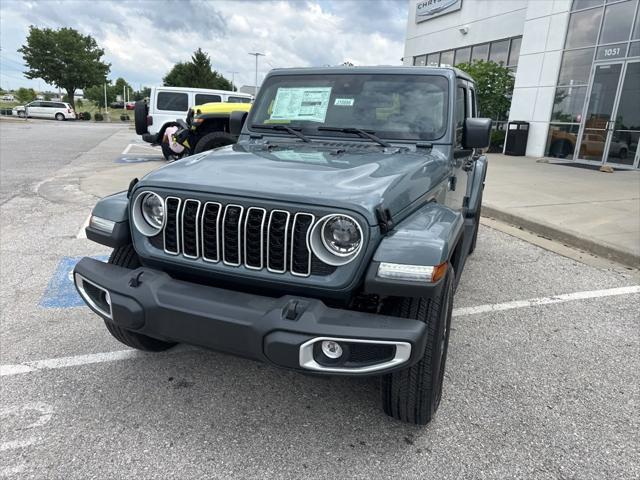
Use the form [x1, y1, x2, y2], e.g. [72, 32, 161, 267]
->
[321, 340, 343, 359]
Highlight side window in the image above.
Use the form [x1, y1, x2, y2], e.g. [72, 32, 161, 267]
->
[29, 101, 41, 107]
[455, 86, 467, 146]
[42, 102, 56, 108]
[469, 89, 477, 118]
[156, 92, 189, 111]
[227, 96, 251, 103]
[55, 103, 66, 109]
[195, 94, 221, 104]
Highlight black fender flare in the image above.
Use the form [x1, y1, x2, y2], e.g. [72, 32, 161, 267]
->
[85, 191, 131, 248]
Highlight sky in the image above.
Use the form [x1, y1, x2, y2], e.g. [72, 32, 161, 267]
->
[0, 0, 409, 92]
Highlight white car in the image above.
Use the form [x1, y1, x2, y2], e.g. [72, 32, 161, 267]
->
[13, 100, 76, 120]
[135, 86, 253, 144]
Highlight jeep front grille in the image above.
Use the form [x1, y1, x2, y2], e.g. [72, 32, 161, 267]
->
[163, 199, 320, 277]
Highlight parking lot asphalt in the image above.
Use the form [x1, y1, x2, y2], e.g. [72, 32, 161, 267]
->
[1, 120, 639, 479]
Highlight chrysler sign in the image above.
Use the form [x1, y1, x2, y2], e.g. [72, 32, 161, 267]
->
[415, 0, 462, 23]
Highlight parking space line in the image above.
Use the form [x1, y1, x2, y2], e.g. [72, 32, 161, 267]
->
[1, 286, 638, 378]
[121, 143, 133, 155]
[76, 213, 91, 239]
[451, 285, 639, 317]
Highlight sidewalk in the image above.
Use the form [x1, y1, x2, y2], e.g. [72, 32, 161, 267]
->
[483, 154, 640, 267]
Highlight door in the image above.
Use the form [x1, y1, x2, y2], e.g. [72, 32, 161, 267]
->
[27, 101, 43, 118]
[607, 60, 640, 167]
[575, 62, 624, 163]
[449, 82, 470, 211]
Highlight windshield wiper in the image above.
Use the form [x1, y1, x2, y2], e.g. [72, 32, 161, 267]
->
[317, 127, 391, 148]
[251, 124, 310, 143]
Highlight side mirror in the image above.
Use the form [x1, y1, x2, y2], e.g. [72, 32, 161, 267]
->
[463, 118, 492, 150]
[229, 110, 249, 136]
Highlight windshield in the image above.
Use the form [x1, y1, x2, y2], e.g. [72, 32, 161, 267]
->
[249, 73, 449, 141]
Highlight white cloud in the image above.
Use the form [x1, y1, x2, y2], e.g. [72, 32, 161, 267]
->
[0, 0, 407, 91]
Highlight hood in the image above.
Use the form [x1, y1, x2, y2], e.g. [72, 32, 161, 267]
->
[139, 142, 450, 225]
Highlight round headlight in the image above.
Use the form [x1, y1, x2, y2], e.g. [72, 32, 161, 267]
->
[321, 215, 362, 256]
[141, 193, 164, 229]
[132, 191, 164, 236]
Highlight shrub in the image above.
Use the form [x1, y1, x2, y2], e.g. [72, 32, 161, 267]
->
[82, 111, 91, 121]
[94, 112, 104, 121]
[488, 129, 506, 153]
[119, 114, 130, 121]
[76, 99, 83, 108]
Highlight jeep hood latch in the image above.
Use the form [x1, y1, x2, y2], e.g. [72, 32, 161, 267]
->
[375, 206, 394, 234]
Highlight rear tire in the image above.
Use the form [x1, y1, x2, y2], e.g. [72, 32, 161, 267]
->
[193, 131, 236, 154]
[134, 101, 149, 135]
[381, 266, 455, 425]
[103, 245, 176, 352]
[55, 113, 65, 121]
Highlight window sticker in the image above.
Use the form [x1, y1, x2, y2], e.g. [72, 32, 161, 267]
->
[334, 98, 354, 106]
[270, 87, 332, 123]
[272, 150, 327, 164]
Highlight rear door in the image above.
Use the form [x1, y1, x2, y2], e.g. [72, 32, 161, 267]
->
[152, 90, 189, 133]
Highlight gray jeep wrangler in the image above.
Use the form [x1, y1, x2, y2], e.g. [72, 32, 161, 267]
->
[74, 66, 491, 425]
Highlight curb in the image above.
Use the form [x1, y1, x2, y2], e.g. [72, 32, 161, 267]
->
[482, 204, 639, 268]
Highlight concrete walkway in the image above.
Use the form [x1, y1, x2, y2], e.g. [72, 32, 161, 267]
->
[483, 154, 640, 267]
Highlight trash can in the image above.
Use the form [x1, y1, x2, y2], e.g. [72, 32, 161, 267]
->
[504, 121, 529, 156]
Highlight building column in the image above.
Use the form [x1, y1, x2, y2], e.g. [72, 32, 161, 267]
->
[508, 0, 571, 157]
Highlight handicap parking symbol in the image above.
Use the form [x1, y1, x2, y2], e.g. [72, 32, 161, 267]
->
[40, 255, 109, 308]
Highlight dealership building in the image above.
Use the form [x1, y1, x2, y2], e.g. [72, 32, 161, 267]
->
[403, 0, 640, 169]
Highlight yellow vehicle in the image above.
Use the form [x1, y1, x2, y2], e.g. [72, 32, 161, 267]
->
[171, 102, 252, 157]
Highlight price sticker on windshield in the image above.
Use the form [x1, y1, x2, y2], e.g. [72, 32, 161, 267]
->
[270, 87, 332, 122]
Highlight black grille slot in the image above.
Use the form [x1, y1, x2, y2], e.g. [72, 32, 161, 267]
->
[181, 200, 200, 258]
[267, 210, 289, 272]
[163, 197, 181, 254]
[348, 343, 395, 365]
[202, 202, 221, 262]
[311, 255, 337, 276]
[290, 213, 314, 276]
[223, 205, 243, 265]
[244, 208, 265, 269]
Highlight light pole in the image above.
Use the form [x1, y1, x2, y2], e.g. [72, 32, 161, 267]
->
[229, 71, 239, 92]
[248, 52, 265, 95]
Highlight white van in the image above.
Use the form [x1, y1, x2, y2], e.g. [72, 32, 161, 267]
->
[13, 100, 76, 120]
[136, 86, 253, 144]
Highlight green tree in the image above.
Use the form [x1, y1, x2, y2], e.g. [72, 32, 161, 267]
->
[15, 87, 37, 103]
[18, 26, 110, 109]
[163, 48, 233, 90]
[43, 93, 52, 101]
[131, 87, 151, 101]
[456, 60, 515, 120]
[84, 82, 115, 107]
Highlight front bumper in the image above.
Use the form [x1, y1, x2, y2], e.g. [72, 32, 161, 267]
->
[73, 258, 429, 375]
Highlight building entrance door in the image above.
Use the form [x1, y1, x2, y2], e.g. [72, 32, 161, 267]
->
[575, 60, 640, 168]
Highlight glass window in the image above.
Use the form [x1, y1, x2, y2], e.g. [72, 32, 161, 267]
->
[29, 101, 41, 107]
[195, 94, 221, 104]
[456, 86, 467, 145]
[249, 73, 450, 141]
[489, 40, 510, 65]
[470, 89, 477, 117]
[227, 96, 252, 103]
[632, 2, 640, 39]
[156, 92, 188, 111]
[546, 124, 580, 157]
[427, 53, 440, 66]
[565, 8, 603, 48]
[557, 48, 595, 85]
[599, 1, 636, 44]
[440, 50, 454, 66]
[471, 43, 489, 62]
[414, 55, 427, 66]
[551, 86, 588, 122]
[572, 0, 603, 10]
[454, 47, 471, 65]
[629, 41, 640, 56]
[508, 37, 522, 67]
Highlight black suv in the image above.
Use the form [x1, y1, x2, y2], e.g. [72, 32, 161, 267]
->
[75, 66, 490, 425]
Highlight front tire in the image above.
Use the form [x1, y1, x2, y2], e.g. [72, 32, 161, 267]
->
[103, 245, 176, 352]
[193, 131, 236, 154]
[381, 266, 455, 425]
